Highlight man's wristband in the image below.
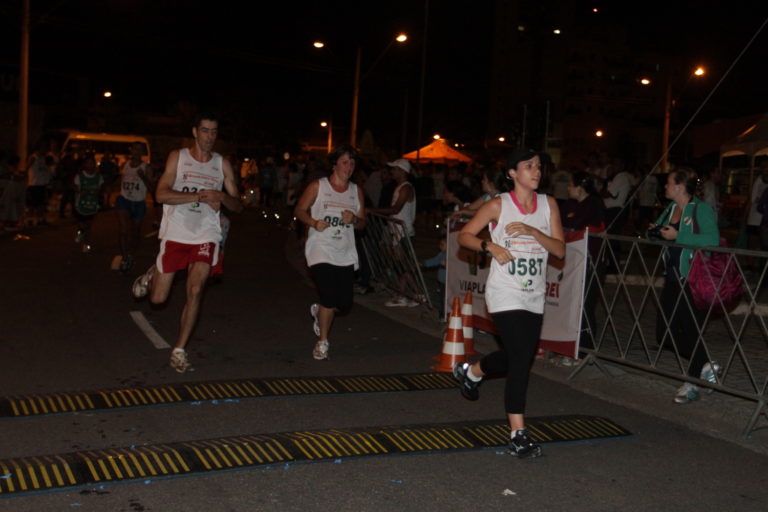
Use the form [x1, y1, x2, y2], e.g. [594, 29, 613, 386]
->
[481, 240, 489, 252]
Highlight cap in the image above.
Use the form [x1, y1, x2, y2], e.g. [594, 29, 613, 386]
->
[386, 158, 412, 174]
[507, 148, 539, 171]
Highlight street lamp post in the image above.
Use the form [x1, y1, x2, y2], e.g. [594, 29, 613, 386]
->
[661, 79, 672, 173]
[350, 34, 407, 147]
[314, 34, 407, 149]
[17, 0, 30, 167]
[643, 66, 705, 173]
[350, 48, 362, 148]
[321, 120, 333, 153]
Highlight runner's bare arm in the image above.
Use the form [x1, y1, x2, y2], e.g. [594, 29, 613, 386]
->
[294, 180, 328, 232]
[155, 150, 198, 205]
[458, 198, 513, 264]
[372, 182, 413, 215]
[341, 186, 367, 229]
[199, 158, 242, 213]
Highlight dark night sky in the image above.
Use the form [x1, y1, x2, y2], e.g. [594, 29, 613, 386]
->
[1, 1, 767, 150]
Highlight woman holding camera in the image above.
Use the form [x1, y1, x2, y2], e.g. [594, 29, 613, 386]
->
[650, 168, 719, 404]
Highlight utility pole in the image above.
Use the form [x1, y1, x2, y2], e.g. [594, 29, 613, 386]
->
[18, 0, 30, 167]
[416, 0, 429, 164]
[350, 48, 361, 147]
[661, 79, 672, 173]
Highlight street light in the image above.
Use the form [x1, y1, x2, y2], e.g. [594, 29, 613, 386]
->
[661, 65, 706, 172]
[350, 33, 408, 147]
[321, 120, 332, 153]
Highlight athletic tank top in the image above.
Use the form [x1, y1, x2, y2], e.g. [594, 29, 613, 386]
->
[158, 148, 224, 244]
[391, 181, 415, 237]
[75, 172, 103, 215]
[485, 192, 551, 314]
[305, 177, 360, 269]
[120, 161, 149, 202]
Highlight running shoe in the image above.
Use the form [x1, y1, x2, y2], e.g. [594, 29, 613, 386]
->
[508, 429, 542, 458]
[384, 296, 418, 307]
[169, 348, 193, 373]
[74, 230, 84, 244]
[82, 244, 92, 253]
[132, 265, 156, 298]
[699, 361, 722, 394]
[310, 303, 320, 336]
[674, 382, 700, 404]
[313, 340, 329, 360]
[452, 362, 480, 401]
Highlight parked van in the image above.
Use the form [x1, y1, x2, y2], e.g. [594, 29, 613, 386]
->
[58, 131, 151, 166]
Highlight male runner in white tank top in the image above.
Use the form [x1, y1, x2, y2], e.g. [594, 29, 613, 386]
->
[132, 113, 242, 372]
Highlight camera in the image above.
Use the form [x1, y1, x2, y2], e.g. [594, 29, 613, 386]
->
[647, 225, 664, 240]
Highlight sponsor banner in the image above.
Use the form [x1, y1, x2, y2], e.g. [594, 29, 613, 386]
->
[446, 218, 587, 358]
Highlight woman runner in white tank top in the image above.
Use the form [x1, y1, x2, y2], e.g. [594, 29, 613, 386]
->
[294, 145, 367, 361]
[455, 148, 565, 459]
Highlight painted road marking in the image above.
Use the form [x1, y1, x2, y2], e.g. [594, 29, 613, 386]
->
[129, 311, 171, 349]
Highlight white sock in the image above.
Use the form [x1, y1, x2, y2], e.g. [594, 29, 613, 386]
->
[467, 366, 482, 382]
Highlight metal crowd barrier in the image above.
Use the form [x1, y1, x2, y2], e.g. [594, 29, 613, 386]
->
[359, 213, 432, 307]
[569, 232, 768, 437]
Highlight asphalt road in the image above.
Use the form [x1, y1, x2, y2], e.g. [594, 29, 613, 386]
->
[1, 208, 767, 511]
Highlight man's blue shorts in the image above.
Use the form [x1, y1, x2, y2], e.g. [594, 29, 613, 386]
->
[115, 195, 147, 221]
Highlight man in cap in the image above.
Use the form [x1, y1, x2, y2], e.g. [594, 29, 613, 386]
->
[371, 158, 418, 307]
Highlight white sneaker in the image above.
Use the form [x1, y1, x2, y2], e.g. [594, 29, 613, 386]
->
[385, 296, 418, 307]
[699, 362, 722, 394]
[82, 244, 92, 253]
[674, 382, 700, 404]
[313, 340, 329, 360]
[132, 265, 156, 298]
[169, 348, 193, 373]
[310, 303, 320, 336]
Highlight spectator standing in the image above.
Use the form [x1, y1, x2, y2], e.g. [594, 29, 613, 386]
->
[1, 155, 26, 230]
[364, 165, 383, 208]
[651, 169, 720, 404]
[700, 168, 721, 225]
[635, 167, 659, 232]
[745, 160, 768, 254]
[561, 171, 606, 352]
[422, 237, 447, 318]
[26, 145, 53, 225]
[451, 170, 505, 217]
[373, 159, 417, 307]
[549, 166, 571, 207]
[603, 160, 633, 271]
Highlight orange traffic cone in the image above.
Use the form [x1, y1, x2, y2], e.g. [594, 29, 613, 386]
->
[432, 297, 466, 372]
[461, 292, 477, 356]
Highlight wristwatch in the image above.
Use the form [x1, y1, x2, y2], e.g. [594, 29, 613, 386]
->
[481, 240, 489, 252]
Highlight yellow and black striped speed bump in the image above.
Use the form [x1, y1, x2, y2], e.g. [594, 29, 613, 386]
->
[0, 373, 458, 419]
[0, 415, 630, 496]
